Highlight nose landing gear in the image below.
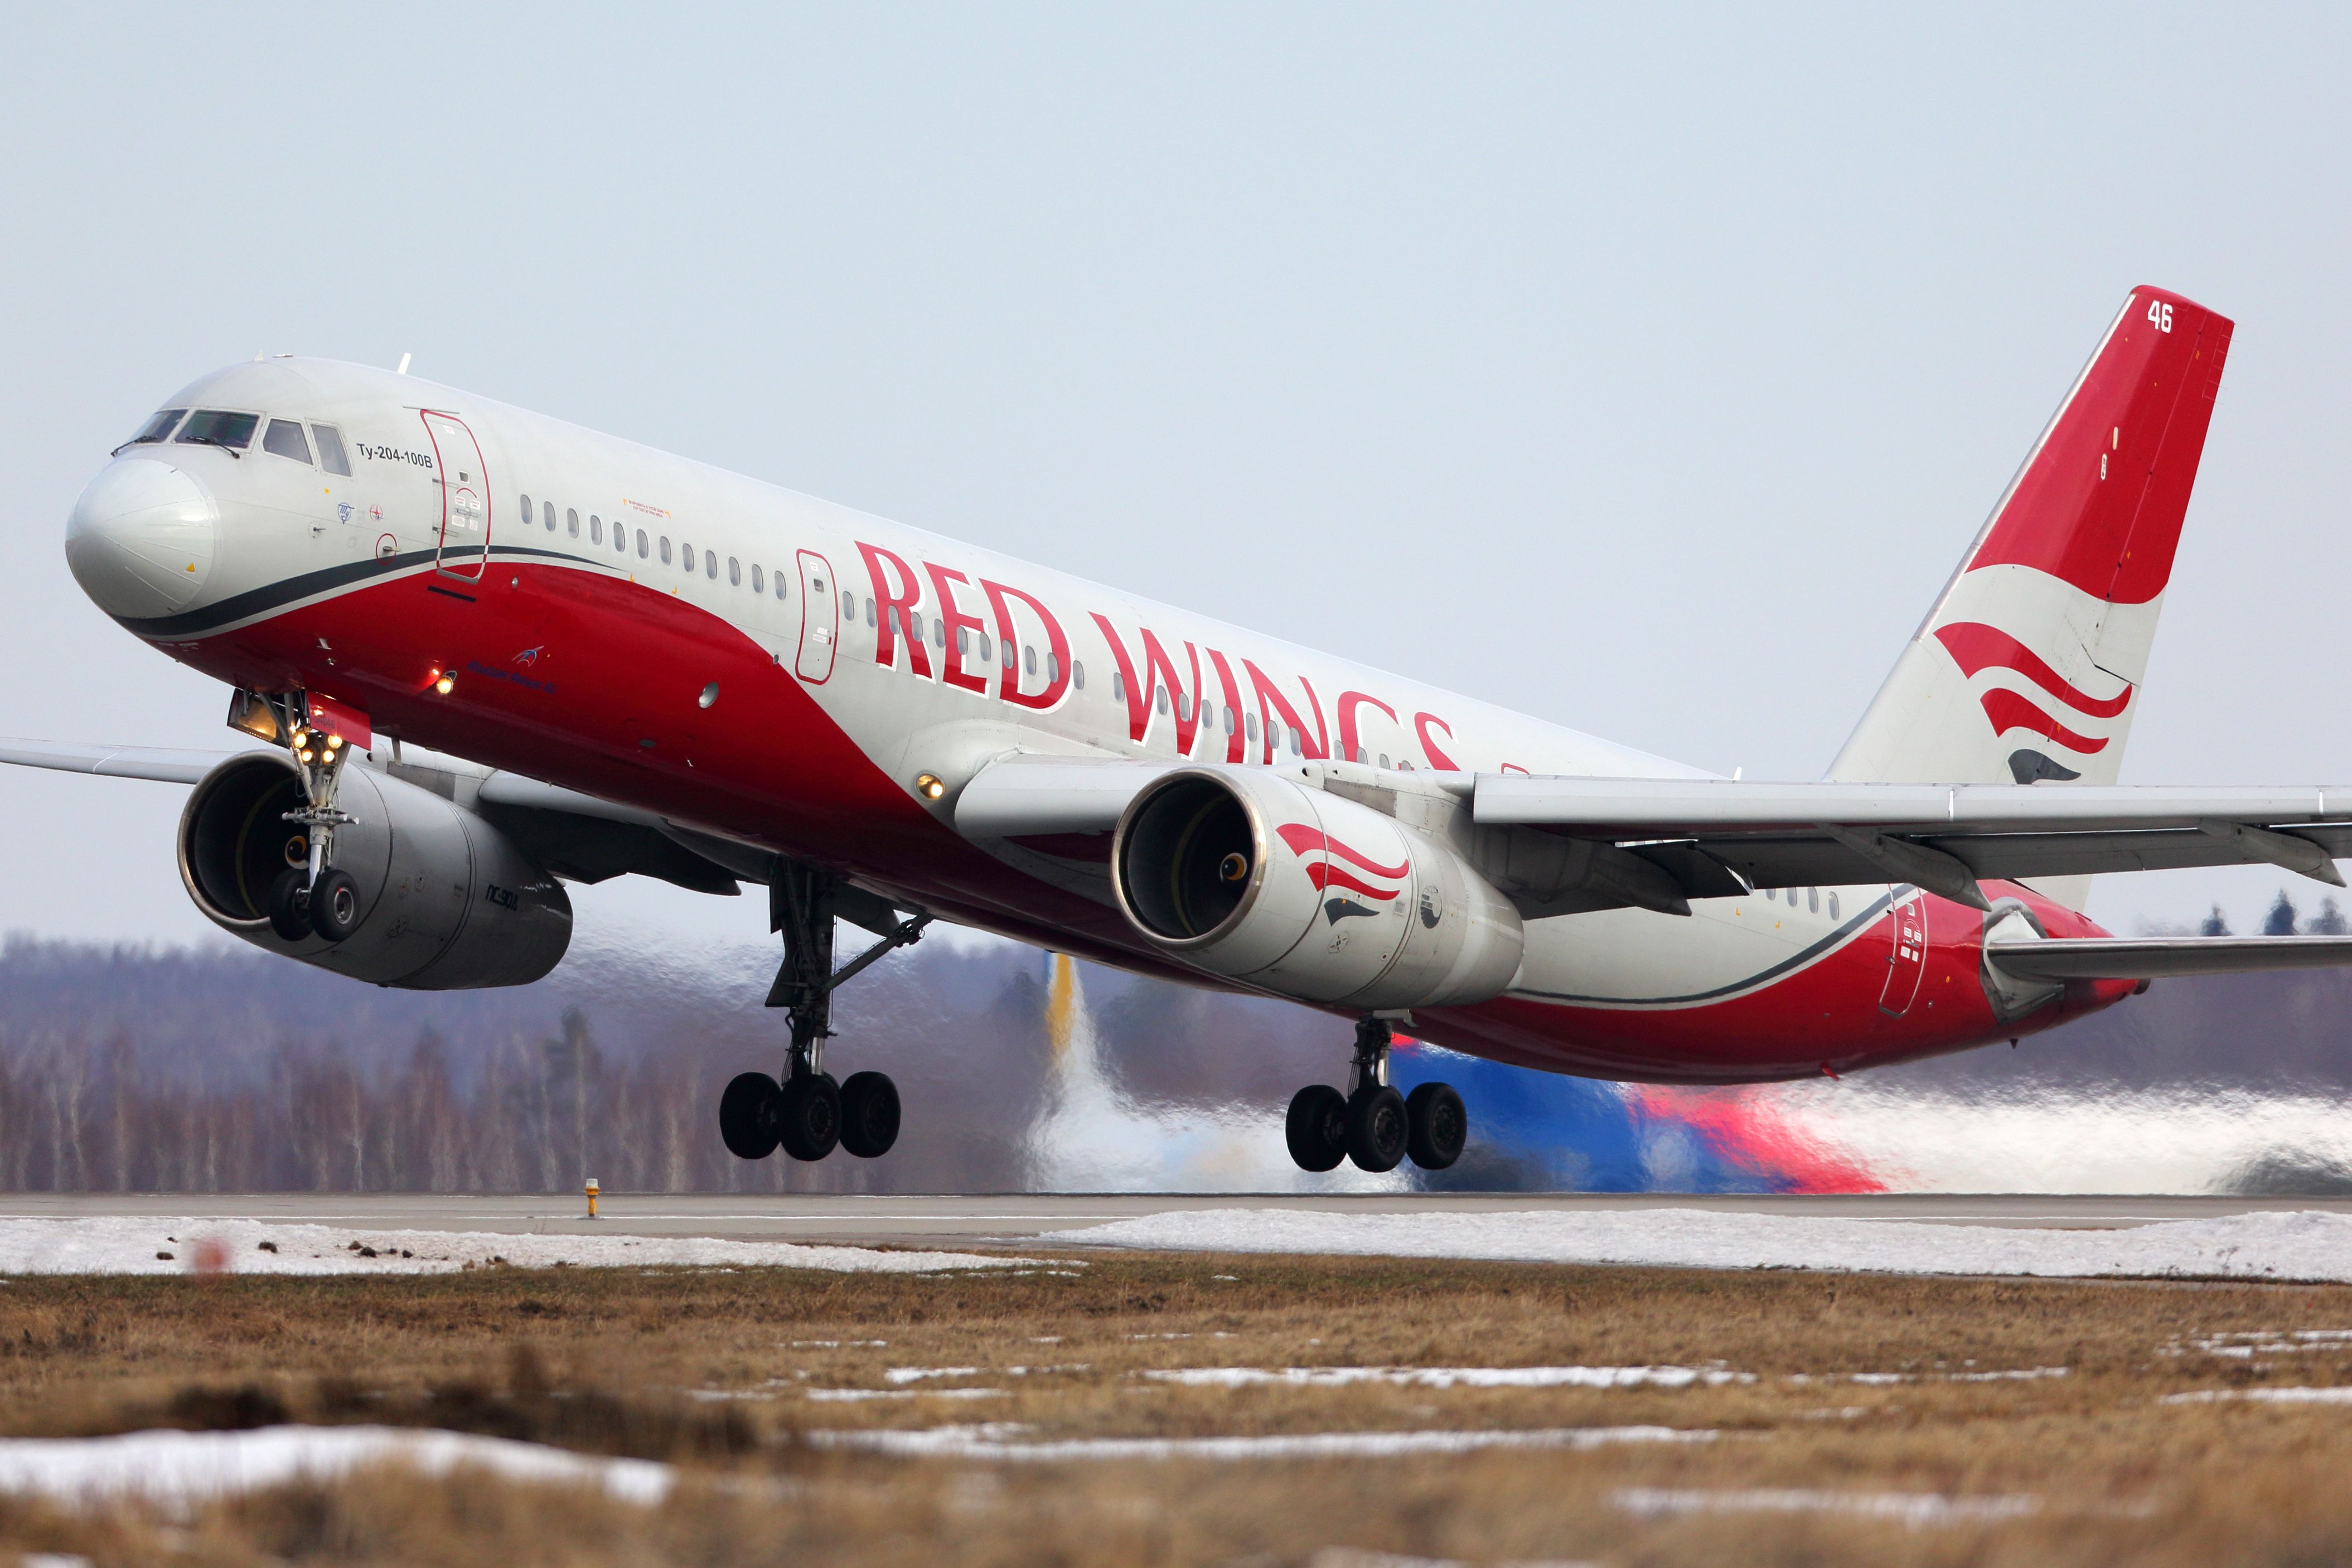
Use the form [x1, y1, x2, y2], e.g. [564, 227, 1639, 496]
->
[719, 863, 928, 1165]
[244, 689, 363, 944]
[1285, 1017, 1468, 1174]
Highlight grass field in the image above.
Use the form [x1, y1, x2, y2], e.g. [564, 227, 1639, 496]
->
[4, 1248, 2352, 1566]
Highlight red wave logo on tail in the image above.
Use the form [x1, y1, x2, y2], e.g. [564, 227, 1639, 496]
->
[1934, 621, 2133, 756]
[1275, 822, 1407, 902]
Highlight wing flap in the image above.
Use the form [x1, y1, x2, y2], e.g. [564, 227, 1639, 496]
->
[1474, 775, 2352, 895]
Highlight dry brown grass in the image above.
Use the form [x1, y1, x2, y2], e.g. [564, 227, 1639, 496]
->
[3, 1251, 2352, 1564]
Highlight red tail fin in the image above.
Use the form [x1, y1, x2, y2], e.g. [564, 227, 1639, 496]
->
[1833, 287, 2237, 894]
[1967, 287, 2233, 607]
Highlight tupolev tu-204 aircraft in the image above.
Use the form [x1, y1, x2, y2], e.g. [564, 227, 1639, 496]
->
[14, 285, 2352, 1177]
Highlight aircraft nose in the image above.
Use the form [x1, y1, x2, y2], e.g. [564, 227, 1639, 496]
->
[65, 457, 219, 618]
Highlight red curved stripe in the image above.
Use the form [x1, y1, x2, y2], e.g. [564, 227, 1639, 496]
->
[1274, 822, 1409, 879]
[1308, 863, 1401, 901]
[1934, 622, 2133, 718]
[1978, 688, 2109, 753]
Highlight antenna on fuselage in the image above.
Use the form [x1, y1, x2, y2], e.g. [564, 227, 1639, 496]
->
[395, 352, 412, 375]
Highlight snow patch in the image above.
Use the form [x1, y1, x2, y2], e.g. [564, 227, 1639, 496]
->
[1144, 1366, 1750, 1390]
[1047, 1207, 2352, 1282]
[0, 1425, 671, 1507]
[809, 1424, 1717, 1460]
[1615, 1487, 2043, 1528]
[0, 1217, 1028, 1276]
[2161, 1386, 2352, 1405]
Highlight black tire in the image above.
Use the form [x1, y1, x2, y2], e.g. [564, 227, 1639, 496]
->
[308, 868, 362, 942]
[838, 1071, 901, 1159]
[777, 1071, 843, 1162]
[1345, 1084, 1408, 1173]
[267, 867, 312, 942]
[718, 1071, 781, 1160]
[1285, 1083, 1348, 1173]
[1405, 1081, 1468, 1170]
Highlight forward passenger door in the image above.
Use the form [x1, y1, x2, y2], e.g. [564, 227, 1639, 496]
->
[420, 412, 491, 582]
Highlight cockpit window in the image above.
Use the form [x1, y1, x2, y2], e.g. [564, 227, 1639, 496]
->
[311, 424, 352, 476]
[127, 409, 187, 446]
[262, 419, 313, 464]
[176, 410, 259, 451]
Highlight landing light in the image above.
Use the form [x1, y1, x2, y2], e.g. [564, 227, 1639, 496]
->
[914, 773, 945, 801]
[434, 675, 455, 695]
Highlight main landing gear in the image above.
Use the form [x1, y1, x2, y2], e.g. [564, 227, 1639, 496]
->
[720, 863, 930, 1164]
[247, 690, 364, 945]
[1285, 1018, 1467, 1174]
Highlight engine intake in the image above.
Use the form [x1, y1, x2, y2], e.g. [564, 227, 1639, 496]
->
[178, 752, 571, 989]
[1112, 766, 1523, 1009]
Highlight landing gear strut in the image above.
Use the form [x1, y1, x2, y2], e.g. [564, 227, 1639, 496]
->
[720, 863, 927, 1164]
[1285, 1017, 1467, 1174]
[244, 690, 361, 944]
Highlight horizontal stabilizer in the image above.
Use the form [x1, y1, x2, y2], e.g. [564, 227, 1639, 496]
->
[1986, 936, 2352, 981]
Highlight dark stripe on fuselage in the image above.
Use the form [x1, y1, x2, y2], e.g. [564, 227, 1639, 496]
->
[112, 545, 607, 640]
[1514, 890, 1900, 1008]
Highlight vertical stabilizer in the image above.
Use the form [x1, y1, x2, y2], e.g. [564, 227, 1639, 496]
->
[1831, 287, 2233, 909]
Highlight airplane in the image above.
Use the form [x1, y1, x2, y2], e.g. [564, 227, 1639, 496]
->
[12, 284, 2352, 1178]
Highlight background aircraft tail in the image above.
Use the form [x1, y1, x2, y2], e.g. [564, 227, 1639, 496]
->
[1829, 285, 2234, 903]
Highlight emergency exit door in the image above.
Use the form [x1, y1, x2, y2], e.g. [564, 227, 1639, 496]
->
[1879, 888, 1929, 1016]
[421, 411, 490, 580]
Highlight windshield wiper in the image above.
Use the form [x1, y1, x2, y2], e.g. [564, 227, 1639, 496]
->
[178, 435, 243, 459]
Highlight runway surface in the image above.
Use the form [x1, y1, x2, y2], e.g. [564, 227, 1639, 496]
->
[2, 1193, 2346, 1252]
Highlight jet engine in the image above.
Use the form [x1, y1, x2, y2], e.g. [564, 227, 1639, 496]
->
[177, 751, 572, 989]
[1111, 766, 1523, 1009]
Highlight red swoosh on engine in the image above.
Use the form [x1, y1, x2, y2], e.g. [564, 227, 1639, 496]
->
[1274, 822, 1409, 879]
[1308, 863, 1401, 902]
[1978, 688, 2110, 754]
[1934, 622, 2133, 719]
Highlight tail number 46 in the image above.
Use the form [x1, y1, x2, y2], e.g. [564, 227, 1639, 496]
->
[2147, 299, 2174, 332]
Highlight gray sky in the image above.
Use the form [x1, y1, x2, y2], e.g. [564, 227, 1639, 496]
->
[6, 3, 2351, 952]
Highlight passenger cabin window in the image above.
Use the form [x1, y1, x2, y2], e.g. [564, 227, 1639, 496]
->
[126, 409, 186, 446]
[773, 568, 787, 600]
[1808, 888, 1819, 913]
[750, 563, 763, 593]
[262, 419, 312, 464]
[706, 553, 718, 580]
[567, 509, 579, 538]
[682, 544, 696, 572]
[637, 529, 650, 558]
[1112, 672, 1126, 704]
[1246, 713, 1259, 744]
[865, 597, 875, 626]
[1071, 659, 1082, 689]
[520, 493, 534, 525]
[728, 557, 741, 587]
[590, 514, 603, 544]
[176, 410, 259, 451]
[1024, 645, 1036, 676]
[311, 425, 352, 476]
[659, 537, 672, 564]
[1829, 892, 1841, 919]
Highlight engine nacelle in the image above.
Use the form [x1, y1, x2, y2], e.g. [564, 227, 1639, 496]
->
[1111, 766, 1524, 1009]
[178, 752, 572, 989]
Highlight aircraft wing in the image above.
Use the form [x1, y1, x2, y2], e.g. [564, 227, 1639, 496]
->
[0, 737, 244, 784]
[1985, 936, 2352, 981]
[1473, 776, 2352, 909]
